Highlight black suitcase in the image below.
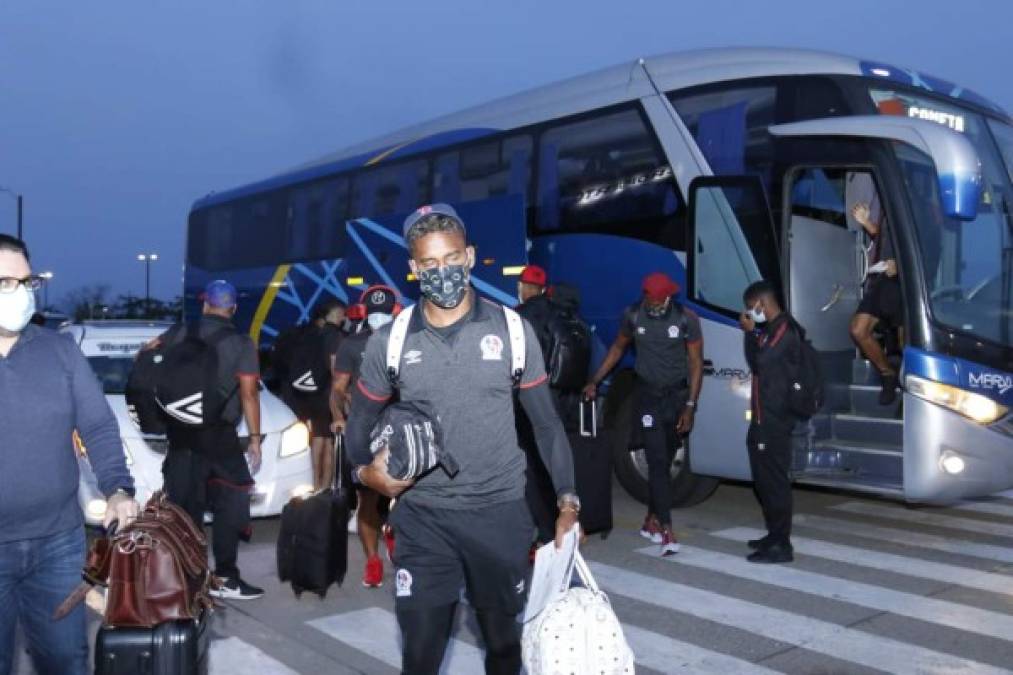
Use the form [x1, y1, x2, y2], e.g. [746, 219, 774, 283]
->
[570, 400, 613, 536]
[277, 435, 350, 597]
[94, 615, 209, 675]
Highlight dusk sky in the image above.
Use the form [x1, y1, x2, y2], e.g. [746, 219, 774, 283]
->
[1, 1, 1010, 308]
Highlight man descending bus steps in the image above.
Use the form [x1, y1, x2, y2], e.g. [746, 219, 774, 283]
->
[740, 280, 803, 564]
[583, 272, 704, 556]
[345, 204, 578, 675]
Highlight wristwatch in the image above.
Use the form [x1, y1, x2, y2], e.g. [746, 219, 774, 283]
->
[685, 400, 697, 409]
[557, 493, 581, 513]
[112, 487, 136, 499]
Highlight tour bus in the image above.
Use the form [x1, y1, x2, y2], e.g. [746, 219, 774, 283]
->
[185, 48, 1013, 506]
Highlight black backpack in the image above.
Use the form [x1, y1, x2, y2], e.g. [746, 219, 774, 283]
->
[127, 324, 235, 432]
[545, 288, 592, 392]
[787, 318, 825, 420]
[287, 325, 332, 396]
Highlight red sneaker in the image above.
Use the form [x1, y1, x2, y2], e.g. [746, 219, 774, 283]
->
[639, 515, 662, 544]
[383, 524, 396, 563]
[660, 529, 680, 557]
[362, 555, 383, 588]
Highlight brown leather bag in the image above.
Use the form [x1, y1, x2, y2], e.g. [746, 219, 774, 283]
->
[56, 491, 217, 627]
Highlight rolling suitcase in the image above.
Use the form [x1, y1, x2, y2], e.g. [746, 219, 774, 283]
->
[570, 400, 613, 536]
[277, 434, 350, 597]
[94, 614, 209, 675]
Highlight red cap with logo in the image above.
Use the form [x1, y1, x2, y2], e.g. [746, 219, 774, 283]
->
[642, 272, 679, 301]
[520, 265, 548, 287]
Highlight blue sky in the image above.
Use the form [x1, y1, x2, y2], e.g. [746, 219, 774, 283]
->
[0, 0, 1009, 306]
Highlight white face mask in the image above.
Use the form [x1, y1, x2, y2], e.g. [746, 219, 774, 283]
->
[0, 285, 36, 333]
[749, 305, 767, 324]
[366, 312, 393, 331]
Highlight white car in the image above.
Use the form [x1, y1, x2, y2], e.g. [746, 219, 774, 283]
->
[62, 321, 314, 525]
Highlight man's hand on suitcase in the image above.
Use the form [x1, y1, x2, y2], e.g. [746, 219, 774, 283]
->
[358, 448, 414, 498]
[104, 492, 139, 530]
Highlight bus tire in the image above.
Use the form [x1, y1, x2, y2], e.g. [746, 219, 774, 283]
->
[609, 389, 720, 508]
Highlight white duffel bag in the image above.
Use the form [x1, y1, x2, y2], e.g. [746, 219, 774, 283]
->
[522, 549, 635, 675]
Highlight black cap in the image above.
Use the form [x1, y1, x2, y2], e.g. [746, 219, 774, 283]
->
[363, 286, 397, 315]
[402, 203, 465, 240]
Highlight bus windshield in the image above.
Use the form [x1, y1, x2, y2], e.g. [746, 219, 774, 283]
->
[875, 89, 1013, 347]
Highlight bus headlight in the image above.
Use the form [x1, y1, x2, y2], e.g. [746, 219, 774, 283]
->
[906, 375, 1008, 425]
[279, 422, 310, 458]
[939, 451, 966, 475]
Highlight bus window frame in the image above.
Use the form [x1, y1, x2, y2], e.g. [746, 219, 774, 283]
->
[686, 174, 782, 319]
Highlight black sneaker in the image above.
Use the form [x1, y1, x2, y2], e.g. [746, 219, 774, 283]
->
[747, 534, 775, 551]
[211, 577, 264, 600]
[747, 542, 794, 564]
[879, 372, 899, 406]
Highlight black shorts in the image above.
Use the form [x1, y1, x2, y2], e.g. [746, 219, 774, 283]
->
[388, 499, 533, 613]
[290, 396, 333, 438]
[857, 277, 902, 326]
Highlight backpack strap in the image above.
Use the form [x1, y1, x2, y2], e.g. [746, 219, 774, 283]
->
[386, 305, 415, 387]
[502, 305, 526, 387]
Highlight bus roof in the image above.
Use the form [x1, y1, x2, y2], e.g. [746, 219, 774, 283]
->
[192, 47, 1009, 211]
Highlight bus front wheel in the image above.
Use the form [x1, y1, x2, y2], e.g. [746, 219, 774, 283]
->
[610, 395, 720, 508]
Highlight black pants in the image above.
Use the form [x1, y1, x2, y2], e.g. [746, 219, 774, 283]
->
[746, 423, 793, 545]
[517, 412, 556, 544]
[162, 426, 253, 579]
[634, 383, 686, 527]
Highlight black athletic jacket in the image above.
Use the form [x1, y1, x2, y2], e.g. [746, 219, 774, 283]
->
[744, 314, 802, 434]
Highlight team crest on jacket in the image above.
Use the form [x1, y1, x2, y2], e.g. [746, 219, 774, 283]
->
[480, 334, 504, 361]
[668, 325, 681, 339]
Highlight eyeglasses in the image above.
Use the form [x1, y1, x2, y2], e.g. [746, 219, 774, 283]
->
[0, 276, 45, 294]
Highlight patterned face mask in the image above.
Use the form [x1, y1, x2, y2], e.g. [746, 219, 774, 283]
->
[417, 264, 469, 309]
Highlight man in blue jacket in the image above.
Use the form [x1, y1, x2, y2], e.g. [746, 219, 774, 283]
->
[0, 235, 138, 675]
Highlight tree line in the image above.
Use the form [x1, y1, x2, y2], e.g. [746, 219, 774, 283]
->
[59, 284, 183, 322]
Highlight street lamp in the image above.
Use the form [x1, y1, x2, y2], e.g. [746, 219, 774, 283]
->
[0, 187, 23, 240]
[137, 253, 159, 318]
[38, 271, 53, 311]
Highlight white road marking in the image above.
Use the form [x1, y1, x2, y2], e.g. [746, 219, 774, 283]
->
[832, 501, 1013, 539]
[308, 607, 484, 674]
[210, 637, 302, 675]
[638, 545, 1013, 642]
[950, 500, 1013, 519]
[795, 514, 1013, 564]
[591, 561, 1008, 675]
[622, 623, 779, 674]
[712, 527, 1013, 597]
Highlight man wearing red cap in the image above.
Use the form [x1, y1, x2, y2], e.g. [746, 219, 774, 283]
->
[584, 272, 704, 555]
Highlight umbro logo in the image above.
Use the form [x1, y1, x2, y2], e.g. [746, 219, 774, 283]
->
[292, 370, 318, 392]
[403, 350, 423, 365]
[162, 392, 204, 425]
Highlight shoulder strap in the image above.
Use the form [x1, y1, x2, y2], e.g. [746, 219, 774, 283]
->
[386, 305, 415, 387]
[673, 301, 689, 333]
[502, 305, 526, 387]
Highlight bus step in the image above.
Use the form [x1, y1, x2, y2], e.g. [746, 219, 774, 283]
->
[795, 440, 903, 483]
[793, 474, 905, 497]
[831, 413, 903, 446]
[849, 384, 903, 419]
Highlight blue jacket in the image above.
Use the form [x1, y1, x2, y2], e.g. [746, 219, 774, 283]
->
[0, 325, 133, 542]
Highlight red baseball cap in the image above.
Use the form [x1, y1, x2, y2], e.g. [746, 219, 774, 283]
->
[520, 265, 547, 286]
[642, 272, 679, 301]
[346, 304, 366, 321]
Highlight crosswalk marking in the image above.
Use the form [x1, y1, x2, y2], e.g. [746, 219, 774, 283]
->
[591, 561, 1008, 675]
[712, 527, 1013, 597]
[638, 545, 1013, 642]
[210, 637, 302, 675]
[950, 500, 1013, 518]
[621, 624, 779, 674]
[308, 607, 484, 674]
[832, 501, 1013, 538]
[795, 514, 1013, 564]
[993, 489, 1013, 499]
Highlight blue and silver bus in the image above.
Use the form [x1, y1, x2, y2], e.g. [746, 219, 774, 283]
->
[186, 48, 1013, 506]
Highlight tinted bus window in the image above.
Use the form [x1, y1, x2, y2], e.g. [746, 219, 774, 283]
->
[671, 85, 777, 181]
[287, 178, 349, 261]
[351, 160, 429, 218]
[188, 195, 286, 271]
[535, 108, 682, 247]
[433, 135, 532, 208]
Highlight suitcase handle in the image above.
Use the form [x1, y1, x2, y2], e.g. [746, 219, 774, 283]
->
[579, 399, 597, 439]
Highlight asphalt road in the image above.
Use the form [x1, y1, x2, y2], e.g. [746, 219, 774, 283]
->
[14, 481, 1013, 674]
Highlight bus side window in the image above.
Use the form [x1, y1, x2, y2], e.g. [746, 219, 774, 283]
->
[534, 107, 683, 247]
[432, 135, 532, 209]
[351, 160, 430, 218]
[286, 178, 349, 262]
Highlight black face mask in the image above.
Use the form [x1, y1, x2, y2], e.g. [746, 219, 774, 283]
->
[644, 299, 670, 318]
[417, 264, 469, 309]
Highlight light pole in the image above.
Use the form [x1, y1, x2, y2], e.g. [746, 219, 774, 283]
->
[0, 187, 23, 240]
[137, 253, 158, 318]
[38, 271, 53, 311]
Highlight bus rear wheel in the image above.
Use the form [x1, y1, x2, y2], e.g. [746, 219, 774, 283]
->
[610, 394, 719, 508]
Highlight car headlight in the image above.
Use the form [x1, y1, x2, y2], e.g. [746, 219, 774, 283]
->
[906, 374, 1008, 425]
[279, 422, 310, 458]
